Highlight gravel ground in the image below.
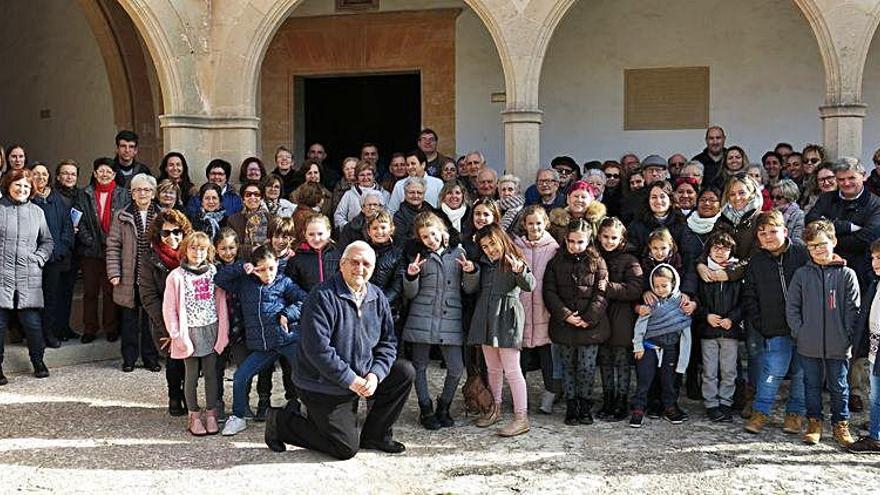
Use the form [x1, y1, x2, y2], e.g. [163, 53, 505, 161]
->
[1, 360, 879, 494]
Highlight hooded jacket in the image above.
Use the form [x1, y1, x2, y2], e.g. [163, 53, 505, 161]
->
[632, 263, 692, 373]
[514, 231, 559, 348]
[402, 242, 468, 346]
[786, 257, 861, 360]
[543, 245, 611, 345]
[600, 243, 643, 347]
[465, 255, 536, 349]
[742, 239, 810, 339]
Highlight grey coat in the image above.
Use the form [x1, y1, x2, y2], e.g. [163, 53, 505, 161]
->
[0, 197, 54, 309]
[402, 245, 468, 346]
[786, 259, 861, 360]
[466, 258, 536, 348]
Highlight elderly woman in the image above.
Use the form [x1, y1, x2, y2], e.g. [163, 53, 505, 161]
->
[335, 160, 389, 228]
[548, 180, 607, 246]
[392, 177, 432, 245]
[673, 177, 699, 216]
[30, 163, 74, 349]
[583, 169, 607, 202]
[157, 179, 182, 212]
[441, 159, 459, 183]
[106, 173, 162, 373]
[745, 163, 772, 211]
[337, 189, 385, 249]
[139, 209, 193, 416]
[158, 152, 196, 207]
[227, 180, 271, 258]
[329, 157, 358, 217]
[497, 174, 525, 234]
[190, 182, 227, 242]
[771, 179, 805, 243]
[801, 162, 837, 214]
[263, 175, 296, 218]
[76, 157, 131, 344]
[0, 169, 55, 384]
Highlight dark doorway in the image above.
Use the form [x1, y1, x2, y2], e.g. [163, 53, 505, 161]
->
[303, 73, 421, 175]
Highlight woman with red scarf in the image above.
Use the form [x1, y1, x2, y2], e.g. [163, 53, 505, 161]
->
[74, 158, 130, 343]
[140, 209, 193, 416]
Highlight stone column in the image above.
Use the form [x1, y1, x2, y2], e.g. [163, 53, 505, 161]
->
[819, 104, 867, 161]
[502, 108, 543, 177]
[159, 114, 261, 172]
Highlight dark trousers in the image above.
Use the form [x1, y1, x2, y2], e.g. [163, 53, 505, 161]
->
[256, 356, 297, 402]
[276, 359, 414, 460]
[167, 358, 185, 401]
[41, 262, 69, 339]
[80, 256, 118, 336]
[0, 308, 45, 366]
[119, 294, 157, 366]
[633, 344, 680, 411]
[520, 344, 555, 393]
[58, 258, 78, 335]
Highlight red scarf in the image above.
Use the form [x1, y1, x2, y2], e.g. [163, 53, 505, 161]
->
[153, 241, 181, 270]
[94, 181, 117, 234]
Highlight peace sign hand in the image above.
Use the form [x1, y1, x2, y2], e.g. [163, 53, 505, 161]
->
[506, 254, 525, 273]
[407, 253, 428, 276]
[457, 252, 475, 273]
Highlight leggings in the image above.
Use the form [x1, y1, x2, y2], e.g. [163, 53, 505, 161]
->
[411, 343, 464, 405]
[482, 346, 527, 415]
[558, 343, 599, 401]
[184, 353, 219, 412]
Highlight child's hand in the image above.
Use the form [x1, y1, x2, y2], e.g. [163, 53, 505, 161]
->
[159, 336, 172, 351]
[720, 318, 733, 330]
[506, 254, 525, 273]
[456, 252, 475, 273]
[682, 301, 697, 316]
[243, 263, 255, 275]
[407, 253, 428, 276]
[642, 291, 658, 306]
[279, 314, 288, 331]
[697, 264, 713, 282]
[707, 314, 722, 327]
[634, 351, 644, 360]
[636, 305, 651, 316]
[565, 313, 588, 328]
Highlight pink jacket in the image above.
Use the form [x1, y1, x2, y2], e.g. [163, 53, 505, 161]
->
[162, 267, 230, 360]
[514, 231, 559, 348]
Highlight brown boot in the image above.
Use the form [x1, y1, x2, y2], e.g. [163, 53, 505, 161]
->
[203, 409, 220, 435]
[803, 418, 823, 445]
[743, 411, 768, 434]
[474, 402, 501, 428]
[782, 413, 804, 434]
[833, 421, 855, 447]
[497, 413, 530, 437]
[187, 411, 207, 436]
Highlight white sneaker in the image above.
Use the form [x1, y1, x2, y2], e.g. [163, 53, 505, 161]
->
[221, 415, 247, 436]
[539, 391, 556, 414]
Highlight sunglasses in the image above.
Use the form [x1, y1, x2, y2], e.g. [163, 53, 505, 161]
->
[244, 191, 262, 198]
[160, 228, 184, 237]
[771, 194, 786, 200]
[555, 168, 574, 175]
[806, 158, 821, 165]
[605, 173, 620, 179]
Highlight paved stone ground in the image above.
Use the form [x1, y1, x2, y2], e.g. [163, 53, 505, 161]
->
[1, 360, 879, 494]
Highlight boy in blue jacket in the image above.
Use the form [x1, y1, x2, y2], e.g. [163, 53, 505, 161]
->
[216, 245, 307, 436]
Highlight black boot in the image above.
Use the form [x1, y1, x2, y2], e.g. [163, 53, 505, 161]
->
[578, 398, 594, 425]
[32, 360, 50, 379]
[45, 335, 61, 349]
[168, 398, 186, 417]
[254, 397, 270, 422]
[596, 392, 615, 420]
[0, 367, 7, 386]
[419, 401, 441, 430]
[564, 399, 580, 426]
[435, 398, 454, 428]
[610, 395, 629, 422]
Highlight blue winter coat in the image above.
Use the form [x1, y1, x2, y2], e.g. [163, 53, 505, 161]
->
[214, 261, 307, 351]
[32, 190, 74, 266]
[294, 273, 398, 396]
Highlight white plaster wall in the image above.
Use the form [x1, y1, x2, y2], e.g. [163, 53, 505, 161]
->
[540, 0, 825, 166]
[291, 0, 505, 170]
[861, 32, 880, 162]
[0, 0, 116, 171]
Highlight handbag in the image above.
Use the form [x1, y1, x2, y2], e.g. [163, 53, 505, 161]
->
[461, 374, 494, 416]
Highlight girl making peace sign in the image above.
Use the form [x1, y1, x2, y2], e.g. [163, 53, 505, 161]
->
[402, 212, 470, 430]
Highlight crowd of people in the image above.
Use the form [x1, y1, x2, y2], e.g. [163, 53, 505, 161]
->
[1, 124, 880, 459]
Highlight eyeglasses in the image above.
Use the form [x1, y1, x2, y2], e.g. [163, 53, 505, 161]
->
[807, 241, 831, 250]
[817, 176, 836, 184]
[555, 168, 573, 175]
[244, 191, 261, 198]
[537, 179, 559, 185]
[806, 158, 821, 165]
[132, 188, 153, 194]
[698, 197, 720, 204]
[160, 228, 183, 238]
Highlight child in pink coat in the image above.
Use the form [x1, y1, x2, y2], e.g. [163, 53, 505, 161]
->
[513, 205, 560, 414]
[163, 231, 229, 436]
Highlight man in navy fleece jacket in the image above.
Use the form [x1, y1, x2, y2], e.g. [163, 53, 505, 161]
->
[265, 241, 414, 459]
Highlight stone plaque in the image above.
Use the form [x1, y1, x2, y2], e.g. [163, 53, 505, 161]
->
[624, 66, 709, 130]
[336, 0, 379, 12]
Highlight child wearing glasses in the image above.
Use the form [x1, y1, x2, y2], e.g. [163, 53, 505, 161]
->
[786, 219, 860, 447]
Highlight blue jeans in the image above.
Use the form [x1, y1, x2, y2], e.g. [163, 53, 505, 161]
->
[800, 356, 850, 422]
[753, 336, 805, 416]
[232, 340, 298, 418]
[869, 372, 880, 440]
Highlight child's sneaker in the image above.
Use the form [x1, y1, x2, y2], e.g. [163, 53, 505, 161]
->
[629, 409, 645, 428]
[221, 415, 247, 436]
[663, 406, 686, 425]
[706, 407, 726, 422]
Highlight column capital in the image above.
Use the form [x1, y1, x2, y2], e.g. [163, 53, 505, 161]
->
[501, 108, 544, 125]
[159, 114, 261, 130]
[819, 104, 867, 119]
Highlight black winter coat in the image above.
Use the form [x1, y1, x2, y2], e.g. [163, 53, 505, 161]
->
[741, 240, 810, 339]
[600, 246, 642, 347]
[543, 247, 610, 345]
[696, 278, 744, 340]
[368, 241, 404, 309]
[805, 189, 880, 284]
[285, 242, 340, 293]
[74, 184, 131, 258]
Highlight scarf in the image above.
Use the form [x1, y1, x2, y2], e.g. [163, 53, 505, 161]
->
[129, 202, 159, 283]
[265, 199, 279, 216]
[687, 211, 720, 235]
[94, 180, 117, 234]
[721, 193, 763, 226]
[153, 241, 180, 270]
[707, 255, 739, 272]
[181, 260, 212, 275]
[781, 201, 801, 226]
[442, 203, 467, 232]
[200, 209, 226, 241]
